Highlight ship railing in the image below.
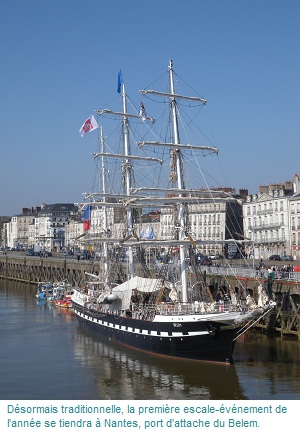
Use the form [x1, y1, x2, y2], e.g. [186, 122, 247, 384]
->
[107, 300, 250, 319]
[130, 303, 156, 320]
[154, 300, 243, 316]
[200, 266, 300, 282]
[290, 272, 300, 281]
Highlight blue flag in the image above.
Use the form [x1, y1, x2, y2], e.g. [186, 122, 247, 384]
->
[117, 69, 123, 93]
[149, 227, 155, 240]
[82, 205, 92, 220]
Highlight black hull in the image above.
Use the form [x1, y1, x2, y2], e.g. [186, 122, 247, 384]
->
[72, 302, 240, 364]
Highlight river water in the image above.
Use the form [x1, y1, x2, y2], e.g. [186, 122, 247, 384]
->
[0, 279, 299, 401]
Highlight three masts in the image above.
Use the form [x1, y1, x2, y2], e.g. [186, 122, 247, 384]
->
[71, 60, 275, 364]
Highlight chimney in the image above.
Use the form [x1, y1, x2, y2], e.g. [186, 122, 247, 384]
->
[239, 188, 248, 197]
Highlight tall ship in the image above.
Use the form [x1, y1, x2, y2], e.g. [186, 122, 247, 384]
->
[72, 60, 275, 364]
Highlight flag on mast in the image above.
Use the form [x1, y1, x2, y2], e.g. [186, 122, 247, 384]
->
[149, 227, 155, 239]
[139, 102, 147, 121]
[117, 69, 123, 94]
[82, 205, 92, 231]
[79, 115, 99, 137]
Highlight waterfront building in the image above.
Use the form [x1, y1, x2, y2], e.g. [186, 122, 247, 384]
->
[82, 190, 243, 259]
[64, 219, 84, 251]
[35, 203, 78, 252]
[87, 205, 160, 242]
[160, 189, 244, 257]
[1, 194, 245, 257]
[243, 174, 300, 260]
[2, 204, 78, 252]
[6, 207, 39, 249]
[288, 174, 300, 258]
[2, 222, 10, 249]
[3, 176, 300, 262]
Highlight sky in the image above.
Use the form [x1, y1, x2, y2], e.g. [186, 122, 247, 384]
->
[0, 0, 299, 216]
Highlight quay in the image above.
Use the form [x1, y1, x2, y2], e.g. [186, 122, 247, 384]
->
[0, 254, 95, 287]
[0, 254, 299, 338]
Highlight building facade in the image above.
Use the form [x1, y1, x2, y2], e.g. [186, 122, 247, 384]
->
[243, 174, 300, 260]
[3, 176, 300, 262]
[2, 204, 79, 252]
[34, 203, 78, 252]
[160, 190, 244, 257]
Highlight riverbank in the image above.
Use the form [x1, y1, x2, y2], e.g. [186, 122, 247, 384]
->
[1, 279, 299, 400]
[1, 254, 300, 338]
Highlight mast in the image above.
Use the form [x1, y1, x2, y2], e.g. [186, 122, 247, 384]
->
[168, 59, 188, 302]
[99, 126, 109, 289]
[120, 80, 135, 279]
[139, 59, 217, 303]
[96, 74, 158, 281]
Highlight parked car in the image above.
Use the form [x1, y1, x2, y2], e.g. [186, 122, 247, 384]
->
[209, 254, 223, 260]
[40, 250, 52, 257]
[76, 250, 92, 260]
[196, 256, 213, 266]
[228, 252, 245, 259]
[25, 249, 34, 256]
[281, 255, 293, 262]
[268, 255, 281, 261]
[62, 250, 74, 256]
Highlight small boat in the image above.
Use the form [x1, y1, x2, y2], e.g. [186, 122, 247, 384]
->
[35, 280, 72, 304]
[37, 291, 47, 301]
[55, 297, 73, 309]
[55, 286, 74, 309]
[52, 280, 71, 293]
[36, 282, 53, 300]
[71, 60, 275, 364]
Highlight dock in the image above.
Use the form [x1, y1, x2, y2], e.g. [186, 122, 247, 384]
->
[0, 254, 299, 338]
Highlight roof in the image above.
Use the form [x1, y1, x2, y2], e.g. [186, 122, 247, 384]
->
[38, 203, 78, 214]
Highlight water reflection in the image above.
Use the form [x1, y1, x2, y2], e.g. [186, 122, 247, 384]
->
[234, 333, 300, 399]
[47, 303, 76, 321]
[72, 328, 247, 400]
[1, 279, 299, 400]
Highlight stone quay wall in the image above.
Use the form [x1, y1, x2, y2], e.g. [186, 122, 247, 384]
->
[0, 255, 299, 337]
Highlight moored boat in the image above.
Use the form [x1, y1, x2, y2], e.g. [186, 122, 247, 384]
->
[36, 282, 53, 300]
[71, 60, 275, 364]
[55, 285, 73, 308]
[55, 297, 73, 308]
